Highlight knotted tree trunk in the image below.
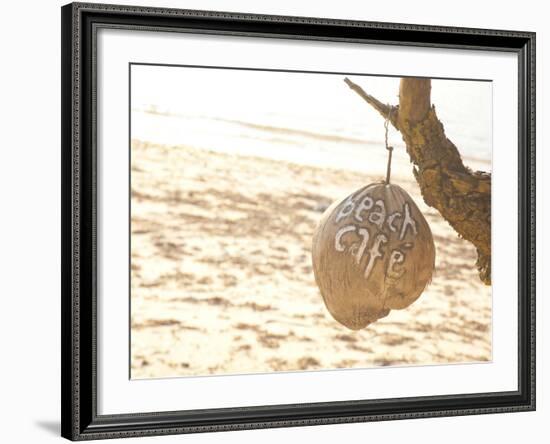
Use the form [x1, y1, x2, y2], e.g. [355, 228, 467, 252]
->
[344, 77, 491, 285]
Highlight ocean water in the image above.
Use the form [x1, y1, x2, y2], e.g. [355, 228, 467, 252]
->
[130, 66, 492, 176]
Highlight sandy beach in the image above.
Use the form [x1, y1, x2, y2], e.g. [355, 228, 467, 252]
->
[130, 138, 492, 379]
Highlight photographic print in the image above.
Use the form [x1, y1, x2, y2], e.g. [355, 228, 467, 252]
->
[62, 4, 535, 438]
[129, 65, 492, 379]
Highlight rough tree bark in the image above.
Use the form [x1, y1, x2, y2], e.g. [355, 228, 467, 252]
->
[344, 77, 491, 285]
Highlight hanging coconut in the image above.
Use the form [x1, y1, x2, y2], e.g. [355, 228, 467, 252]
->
[312, 181, 435, 330]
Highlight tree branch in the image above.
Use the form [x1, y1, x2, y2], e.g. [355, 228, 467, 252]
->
[344, 77, 491, 284]
[344, 77, 397, 124]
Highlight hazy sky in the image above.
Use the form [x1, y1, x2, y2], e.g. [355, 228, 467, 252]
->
[130, 64, 492, 167]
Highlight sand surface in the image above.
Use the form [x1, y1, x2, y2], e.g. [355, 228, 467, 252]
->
[130, 139, 492, 379]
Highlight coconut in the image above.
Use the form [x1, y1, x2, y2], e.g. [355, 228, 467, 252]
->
[312, 182, 435, 330]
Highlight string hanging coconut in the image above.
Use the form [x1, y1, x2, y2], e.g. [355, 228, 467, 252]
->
[312, 109, 436, 330]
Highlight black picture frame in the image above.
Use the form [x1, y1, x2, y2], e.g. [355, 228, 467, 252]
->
[61, 2, 536, 440]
